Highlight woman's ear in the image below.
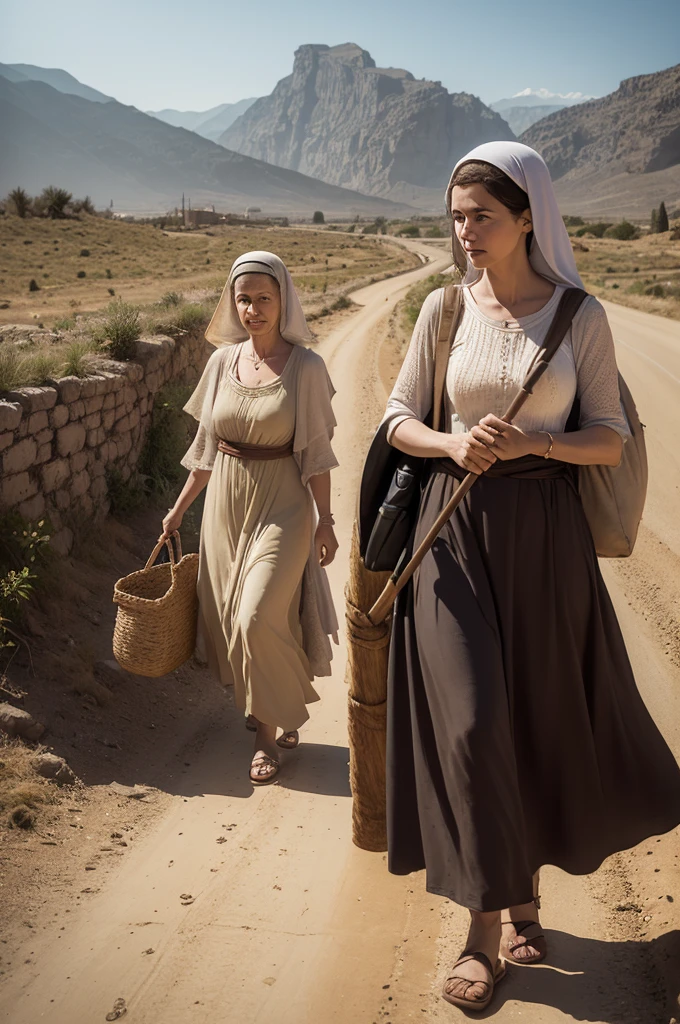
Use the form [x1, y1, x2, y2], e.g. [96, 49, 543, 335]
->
[521, 209, 533, 234]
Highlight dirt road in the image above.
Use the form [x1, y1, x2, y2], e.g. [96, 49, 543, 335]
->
[2, 244, 679, 1023]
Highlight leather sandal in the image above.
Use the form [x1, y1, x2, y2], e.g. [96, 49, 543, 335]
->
[501, 919, 547, 965]
[442, 950, 506, 1012]
[276, 730, 299, 750]
[249, 754, 280, 786]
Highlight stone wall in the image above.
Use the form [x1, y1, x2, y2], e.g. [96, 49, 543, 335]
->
[0, 332, 211, 554]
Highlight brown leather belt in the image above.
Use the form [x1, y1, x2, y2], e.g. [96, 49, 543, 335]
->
[217, 438, 294, 461]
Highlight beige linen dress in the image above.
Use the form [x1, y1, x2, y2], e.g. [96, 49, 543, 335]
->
[182, 342, 338, 732]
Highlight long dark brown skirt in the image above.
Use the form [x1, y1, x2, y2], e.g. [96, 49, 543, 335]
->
[386, 456, 680, 912]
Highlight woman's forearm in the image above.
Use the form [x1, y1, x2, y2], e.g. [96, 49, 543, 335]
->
[391, 418, 450, 459]
[172, 468, 212, 514]
[527, 426, 623, 467]
[308, 472, 332, 518]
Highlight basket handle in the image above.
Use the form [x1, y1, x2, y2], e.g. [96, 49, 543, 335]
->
[145, 531, 182, 569]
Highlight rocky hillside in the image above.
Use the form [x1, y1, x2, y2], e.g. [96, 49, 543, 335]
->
[521, 64, 680, 179]
[147, 98, 257, 141]
[220, 43, 514, 208]
[0, 74, 415, 217]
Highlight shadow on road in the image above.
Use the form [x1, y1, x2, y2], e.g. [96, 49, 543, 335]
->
[473, 928, 680, 1022]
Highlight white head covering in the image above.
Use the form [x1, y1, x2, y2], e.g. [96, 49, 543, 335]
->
[445, 141, 583, 289]
[205, 250, 314, 347]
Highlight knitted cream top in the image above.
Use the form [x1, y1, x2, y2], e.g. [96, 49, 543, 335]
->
[383, 285, 629, 441]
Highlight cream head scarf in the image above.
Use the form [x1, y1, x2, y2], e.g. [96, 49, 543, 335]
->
[205, 250, 314, 347]
[445, 141, 584, 289]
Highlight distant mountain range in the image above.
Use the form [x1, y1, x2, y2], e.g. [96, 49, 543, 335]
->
[490, 88, 597, 135]
[147, 99, 258, 142]
[521, 63, 680, 217]
[0, 73, 416, 216]
[1, 54, 678, 220]
[220, 43, 515, 209]
[0, 62, 113, 104]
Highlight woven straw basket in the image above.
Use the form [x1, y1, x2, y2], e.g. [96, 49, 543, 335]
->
[113, 533, 199, 677]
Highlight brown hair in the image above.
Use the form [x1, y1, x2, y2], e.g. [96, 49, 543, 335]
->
[449, 160, 533, 259]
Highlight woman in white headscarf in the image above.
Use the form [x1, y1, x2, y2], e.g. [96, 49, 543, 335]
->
[382, 143, 680, 1010]
[162, 252, 339, 786]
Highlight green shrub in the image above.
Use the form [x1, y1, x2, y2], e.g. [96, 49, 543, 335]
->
[76, 270, 86, 279]
[137, 385, 194, 499]
[425, 226, 444, 238]
[28, 279, 40, 292]
[604, 221, 638, 241]
[53, 316, 76, 331]
[40, 185, 72, 219]
[331, 295, 352, 311]
[62, 340, 95, 377]
[0, 347, 62, 390]
[160, 291, 183, 307]
[397, 225, 421, 238]
[563, 215, 585, 227]
[7, 187, 32, 218]
[403, 274, 450, 327]
[574, 222, 612, 238]
[100, 299, 141, 360]
[312, 211, 325, 224]
[79, 249, 90, 257]
[0, 515, 51, 651]
[645, 284, 666, 297]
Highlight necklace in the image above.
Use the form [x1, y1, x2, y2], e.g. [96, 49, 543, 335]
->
[244, 344, 279, 370]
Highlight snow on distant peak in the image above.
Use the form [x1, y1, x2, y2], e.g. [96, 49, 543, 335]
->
[512, 87, 596, 102]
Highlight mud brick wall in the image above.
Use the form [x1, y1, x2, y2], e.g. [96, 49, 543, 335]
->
[0, 332, 211, 555]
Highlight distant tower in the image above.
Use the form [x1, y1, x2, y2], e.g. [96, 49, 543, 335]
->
[181, 193, 185, 215]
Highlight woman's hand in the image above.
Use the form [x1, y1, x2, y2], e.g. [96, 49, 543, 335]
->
[161, 508, 183, 540]
[315, 524, 338, 567]
[471, 414, 544, 462]
[441, 431, 498, 475]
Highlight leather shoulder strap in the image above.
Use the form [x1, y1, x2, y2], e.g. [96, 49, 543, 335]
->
[522, 287, 588, 396]
[432, 284, 463, 432]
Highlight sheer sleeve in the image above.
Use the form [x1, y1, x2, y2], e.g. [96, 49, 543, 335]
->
[381, 288, 443, 443]
[293, 349, 338, 487]
[180, 347, 228, 471]
[571, 297, 630, 440]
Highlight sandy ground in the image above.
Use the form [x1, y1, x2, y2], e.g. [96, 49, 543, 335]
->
[1, 240, 679, 1023]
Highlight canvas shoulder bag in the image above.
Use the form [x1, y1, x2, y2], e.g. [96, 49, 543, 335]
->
[577, 374, 647, 557]
[358, 284, 463, 572]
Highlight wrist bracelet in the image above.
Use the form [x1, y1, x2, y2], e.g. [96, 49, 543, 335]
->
[541, 431, 554, 459]
[318, 514, 335, 526]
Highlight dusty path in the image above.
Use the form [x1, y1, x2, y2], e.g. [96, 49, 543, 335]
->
[1, 245, 679, 1023]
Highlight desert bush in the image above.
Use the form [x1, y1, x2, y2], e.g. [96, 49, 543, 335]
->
[0, 514, 51, 652]
[7, 187, 32, 218]
[563, 215, 584, 227]
[312, 211, 325, 224]
[40, 185, 73, 219]
[79, 249, 90, 257]
[62, 340, 95, 377]
[138, 384, 194, 499]
[0, 346, 63, 390]
[76, 270, 86, 279]
[160, 290, 183, 307]
[574, 222, 613, 238]
[332, 295, 352, 310]
[28, 278, 40, 292]
[71, 196, 95, 215]
[604, 221, 638, 241]
[425, 226, 445, 238]
[646, 283, 666, 297]
[99, 299, 141, 360]
[403, 274, 451, 327]
[398, 225, 421, 238]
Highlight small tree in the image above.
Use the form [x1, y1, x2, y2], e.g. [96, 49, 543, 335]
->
[100, 299, 141, 360]
[40, 185, 73, 219]
[71, 196, 96, 215]
[312, 210, 325, 224]
[650, 208, 659, 233]
[8, 187, 32, 218]
[657, 201, 669, 234]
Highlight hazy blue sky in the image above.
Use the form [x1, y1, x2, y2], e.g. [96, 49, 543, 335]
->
[3, 0, 679, 111]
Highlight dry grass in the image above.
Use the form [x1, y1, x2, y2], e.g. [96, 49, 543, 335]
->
[0, 216, 418, 326]
[0, 736, 55, 826]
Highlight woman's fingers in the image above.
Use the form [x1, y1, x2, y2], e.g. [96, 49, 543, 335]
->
[470, 424, 497, 447]
[480, 413, 507, 432]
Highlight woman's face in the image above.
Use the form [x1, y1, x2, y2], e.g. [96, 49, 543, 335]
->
[233, 273, 281, 336]
[450, 184, 532, 271]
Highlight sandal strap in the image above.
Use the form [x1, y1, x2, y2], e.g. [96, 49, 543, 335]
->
[446, 949, 494, 979]
[506, 920, 545, 949]
[250, 754, 279, 770]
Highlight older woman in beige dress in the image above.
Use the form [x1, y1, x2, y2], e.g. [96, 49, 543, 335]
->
[162, 251, 339, 785]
